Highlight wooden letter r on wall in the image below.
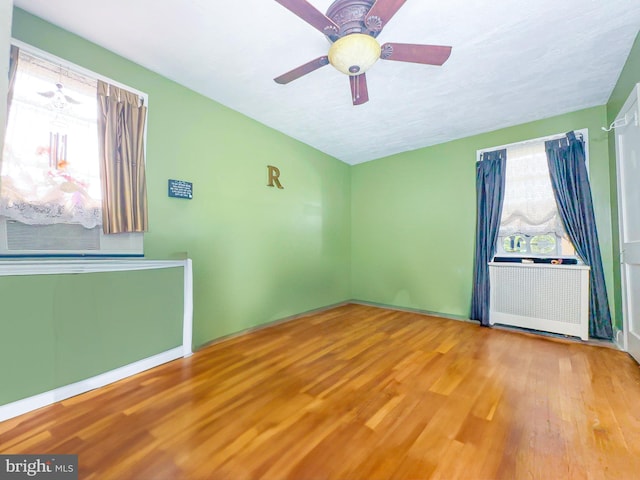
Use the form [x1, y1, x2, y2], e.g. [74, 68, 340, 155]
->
[267, 165, 284, 189]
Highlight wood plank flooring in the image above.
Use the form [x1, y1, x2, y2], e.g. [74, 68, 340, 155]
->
[1, 304, 640, 479]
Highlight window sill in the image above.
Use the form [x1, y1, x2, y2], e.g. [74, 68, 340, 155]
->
[489, 261, 589, 271]
[493, 256, 579, 265]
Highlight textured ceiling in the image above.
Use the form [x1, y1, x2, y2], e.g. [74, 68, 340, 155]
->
[13, 0, 640, 164]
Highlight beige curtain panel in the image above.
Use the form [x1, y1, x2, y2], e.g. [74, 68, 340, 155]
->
[97, 80, 148, 234]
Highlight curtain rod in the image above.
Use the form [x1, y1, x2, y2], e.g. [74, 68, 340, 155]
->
[11, 38, 149, 105]
[476, 129, 586, 162]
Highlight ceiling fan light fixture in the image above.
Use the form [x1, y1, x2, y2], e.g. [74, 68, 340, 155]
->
[328, 33, 380, 76]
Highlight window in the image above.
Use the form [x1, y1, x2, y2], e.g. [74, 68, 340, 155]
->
[0, 42, 147, 256]
[2, 48, 101, 227]
[486, 133, 583, 260]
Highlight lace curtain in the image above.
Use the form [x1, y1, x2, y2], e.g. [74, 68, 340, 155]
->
[499, 141, 565, 237]
[0, 49, 102, 228]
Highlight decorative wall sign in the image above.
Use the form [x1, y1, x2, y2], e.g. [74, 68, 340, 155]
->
[267, 165, 284, 189]
[168, 179, 193, 199]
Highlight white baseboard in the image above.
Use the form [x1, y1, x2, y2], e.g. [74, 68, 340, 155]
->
[0, 346, 183, 422]
[350, 300, 471, 323]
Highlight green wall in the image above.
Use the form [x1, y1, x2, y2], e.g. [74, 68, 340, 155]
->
[606, 31, 640, 333]
[4, 8, 633, 408]
[0, 267, 184, 405]
[351, 106, 615, 322]
[11, 9, 352, 349]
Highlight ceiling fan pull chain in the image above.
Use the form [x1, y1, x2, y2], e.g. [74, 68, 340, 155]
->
[351, 75, 359, 102]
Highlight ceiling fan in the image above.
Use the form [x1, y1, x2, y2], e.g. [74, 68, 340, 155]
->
[273, 0, 452, 105]
[38, 82, 81, 111]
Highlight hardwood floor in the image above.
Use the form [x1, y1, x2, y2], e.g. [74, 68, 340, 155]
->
[1, 304, 640, 479]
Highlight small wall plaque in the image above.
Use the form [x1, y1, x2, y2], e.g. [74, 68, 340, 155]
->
[168, 179, 193, 199]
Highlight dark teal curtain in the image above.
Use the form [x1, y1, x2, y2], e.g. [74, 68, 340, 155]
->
[471, 149, 507, 326]
[545, 132, 612, 339]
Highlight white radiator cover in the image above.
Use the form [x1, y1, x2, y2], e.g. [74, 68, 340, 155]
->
[489, 262, 590, 340]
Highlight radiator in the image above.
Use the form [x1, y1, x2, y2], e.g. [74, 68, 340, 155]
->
[488, 262, 590, 340]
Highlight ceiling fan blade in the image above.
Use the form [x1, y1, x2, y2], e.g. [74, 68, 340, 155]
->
[274, 56, 330, 84]
[274, 0, 340, 37]
[349, 73, 369, 105]
[380, 43, 452, 65]
[365, 0, 407, 32]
